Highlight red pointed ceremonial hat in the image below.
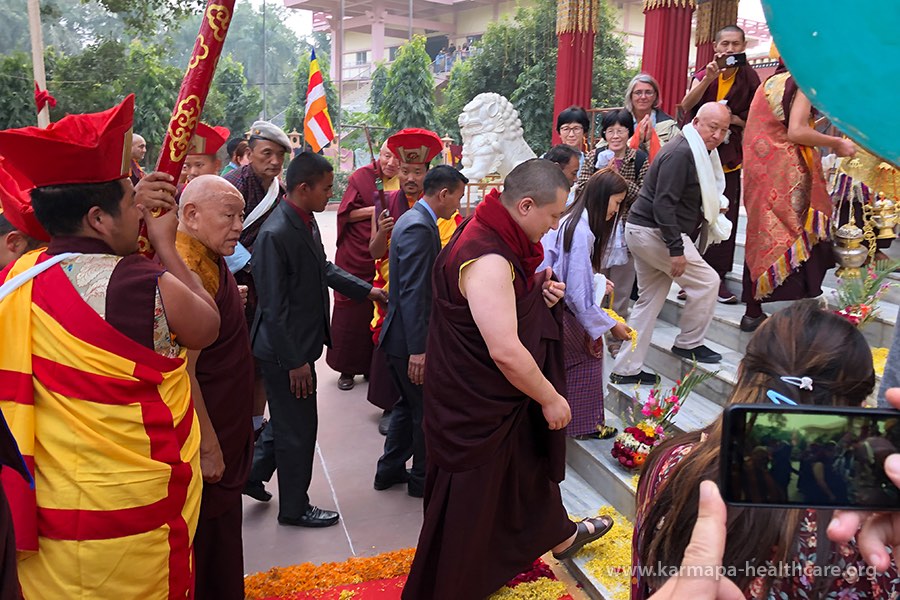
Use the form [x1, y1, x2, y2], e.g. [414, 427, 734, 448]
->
[0, 157, 49, 242]
[0, 95, 135, 188]
[387, 128, 443, 165]
[188, 123, 230, 156]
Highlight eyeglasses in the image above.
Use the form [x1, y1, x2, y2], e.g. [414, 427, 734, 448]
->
[559, 125, 584, 135]
[632, 90, 656, 97]
[605, 128, 629, 138]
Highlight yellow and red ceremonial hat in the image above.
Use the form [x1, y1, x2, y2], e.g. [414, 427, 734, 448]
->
[187, 123, 230, 156]
[387, 128, 443, 165]
[0, 94, 135, 188]
[0, 156, 50, 241]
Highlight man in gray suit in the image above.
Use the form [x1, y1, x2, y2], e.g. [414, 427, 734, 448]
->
[374, 166, 468, 497]
[245, 152, 387, 527]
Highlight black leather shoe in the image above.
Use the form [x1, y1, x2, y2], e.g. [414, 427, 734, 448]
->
[374, 469, 410, 491]
[337, 374, 355, 391]
[739, 313, 767, 333]
[408, 482, 424, 498]
[671, 344, 722, 364]
[378, 410, 392, 436]
[610, 371, 658, 385]
[243, 481, 272, 502]
[278, 505, 340, 528]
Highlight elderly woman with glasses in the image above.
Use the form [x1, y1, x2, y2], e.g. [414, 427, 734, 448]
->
[577, 74, 679, 197]
[625, 73, 680, 154]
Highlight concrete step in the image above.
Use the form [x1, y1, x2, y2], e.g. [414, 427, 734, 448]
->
[565, 411, 638, 522]
[658, 285, 753, 355]
[559, 468, 625, 600]
[606, 375, 724, 433]
[722, 264, 898, 348]
[642, 324, 740, 404]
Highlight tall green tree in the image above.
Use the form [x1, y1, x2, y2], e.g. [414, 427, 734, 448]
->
[0, 53, 35, 129]
[161, 2, 304, 120]
[436, 0, 634, 154]
[592, 1, 638, 109]
[380, 36, 435, 131]
[435, 0, 556, 150]
[368, 61, 388, 117]
[126, 42, 182, 158]
[205, 54, 263, 138]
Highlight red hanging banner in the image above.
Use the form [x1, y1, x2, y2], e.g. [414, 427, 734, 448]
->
[156, 1, 235, 178]
[139, 0, 236, 255]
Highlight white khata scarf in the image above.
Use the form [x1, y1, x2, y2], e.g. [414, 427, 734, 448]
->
[681, 122, 732, 252]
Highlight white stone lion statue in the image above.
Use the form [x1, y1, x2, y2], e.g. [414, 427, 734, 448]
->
[458, 93, 536, 181]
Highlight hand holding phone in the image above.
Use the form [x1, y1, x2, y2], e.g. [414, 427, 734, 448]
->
[828, 387, 900, 572]
[720, 404, 900, 511]
[715, 52, 748, 69]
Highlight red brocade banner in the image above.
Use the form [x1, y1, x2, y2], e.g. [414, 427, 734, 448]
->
[139, 0, 235, 255]
[156, 1, 235, 177]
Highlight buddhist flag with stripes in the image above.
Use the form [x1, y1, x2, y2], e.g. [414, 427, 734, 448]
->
[304, 48, 335, 153]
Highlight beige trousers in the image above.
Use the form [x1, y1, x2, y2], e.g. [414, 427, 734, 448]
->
[611, 223, 719, 376]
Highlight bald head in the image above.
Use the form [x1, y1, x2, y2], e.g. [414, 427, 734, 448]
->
[178, 175, 245, 257]
[693, 102, 732, 150]
[131, 134, 147, 162]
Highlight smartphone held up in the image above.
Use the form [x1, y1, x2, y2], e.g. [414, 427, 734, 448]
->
[721, 404, 900, 511]
[715, 52, 748, 69]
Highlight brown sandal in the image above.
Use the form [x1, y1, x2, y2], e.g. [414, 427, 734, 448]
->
[552, 515, 614, 560]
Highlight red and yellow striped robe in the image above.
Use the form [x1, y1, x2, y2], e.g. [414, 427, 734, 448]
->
[0, 250, 201, 599]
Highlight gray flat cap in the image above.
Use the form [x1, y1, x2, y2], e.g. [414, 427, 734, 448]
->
[248, 120, 292, 153]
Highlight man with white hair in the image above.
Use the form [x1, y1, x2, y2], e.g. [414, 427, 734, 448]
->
[610, 102, 731, 385]
[175, 175, 254, 600]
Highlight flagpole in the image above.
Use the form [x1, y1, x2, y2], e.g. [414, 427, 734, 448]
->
[27, 0, 49, 128]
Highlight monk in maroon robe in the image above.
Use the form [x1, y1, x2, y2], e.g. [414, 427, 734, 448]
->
[403, 160, 613, 599]
[176, 176, 254, 600]
[327, 142, 399, 390]
[680, 25, 760, 303]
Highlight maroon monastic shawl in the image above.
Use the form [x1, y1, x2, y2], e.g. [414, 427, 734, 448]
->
[335, 162, 379, 289]
[423, 216, 566, 480]
[404, 216, 571, 600]
[686, 65, 760, 169]
[195, 258, 254, 511]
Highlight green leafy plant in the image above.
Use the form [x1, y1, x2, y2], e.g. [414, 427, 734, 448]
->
[380, 36, 435, 131]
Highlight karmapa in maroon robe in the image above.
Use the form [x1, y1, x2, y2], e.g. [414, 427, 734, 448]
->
[328, 162, 381, 376]
[177, 232, 254, 600]
[403, 215, 575, 600]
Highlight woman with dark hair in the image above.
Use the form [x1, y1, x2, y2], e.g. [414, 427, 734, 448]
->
[575, 110, 650, 357]
[555, 106, 591, 205]
[632, 301, 898, 599]
[539, 169, 632, 439]
[556, 105, 591, 153]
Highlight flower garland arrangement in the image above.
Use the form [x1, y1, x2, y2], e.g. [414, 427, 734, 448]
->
[610, 365, 716, 470]
[832, 260, 899, 327]
[873, 347, 889, 377]
[582, 505, 633, 600]
[244, 550, 573, 599]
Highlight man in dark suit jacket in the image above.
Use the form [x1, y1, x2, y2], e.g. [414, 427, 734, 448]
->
[245, 152, 387, 527]
[374, 165, 468, 497]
